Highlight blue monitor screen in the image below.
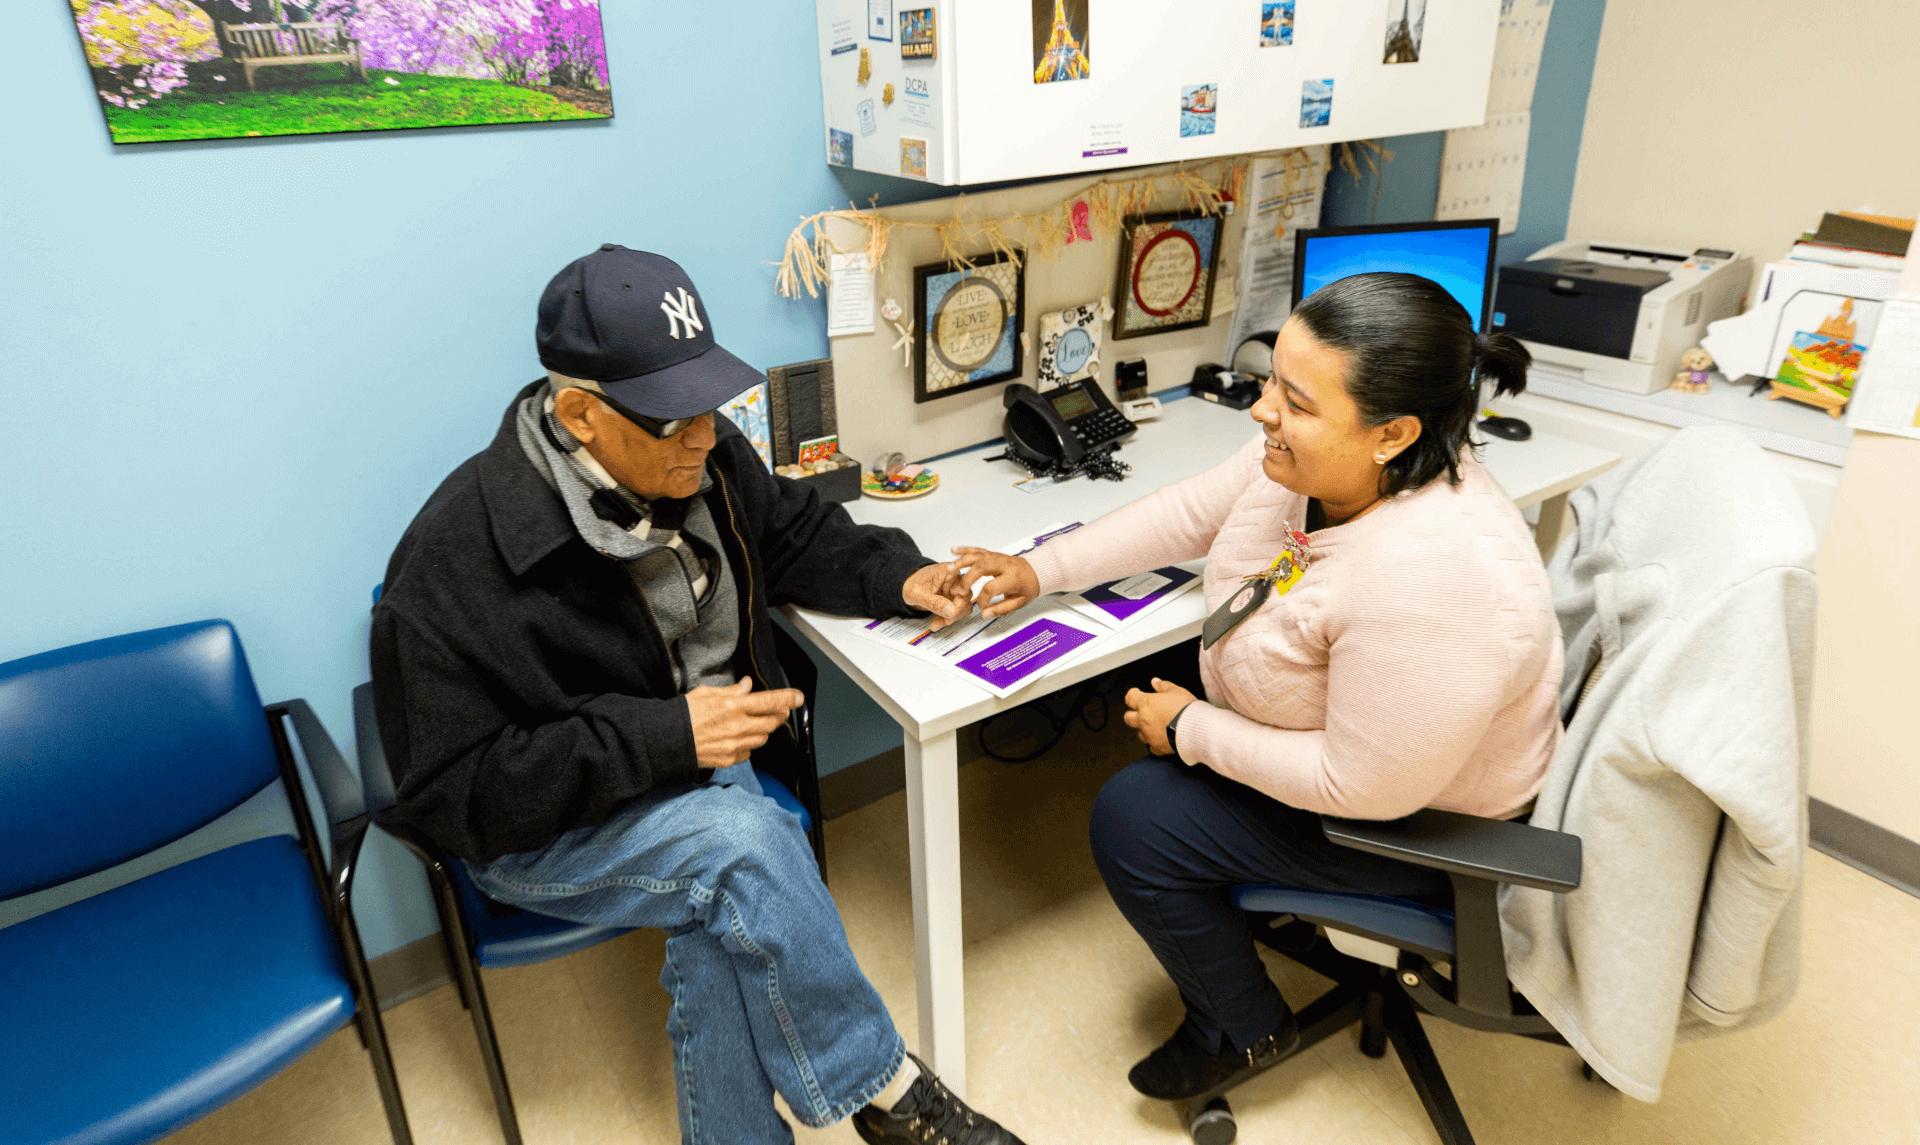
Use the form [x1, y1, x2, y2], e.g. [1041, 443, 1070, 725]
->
[1297, 226, 1495, 331]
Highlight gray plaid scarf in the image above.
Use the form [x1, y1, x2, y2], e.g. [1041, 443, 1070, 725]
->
[515, 382, 738, 689]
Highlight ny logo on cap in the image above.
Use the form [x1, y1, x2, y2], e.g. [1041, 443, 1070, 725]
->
[661, 287, 704, 340]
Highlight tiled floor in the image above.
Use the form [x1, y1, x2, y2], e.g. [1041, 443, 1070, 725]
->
[169, 719, 1920, 1145]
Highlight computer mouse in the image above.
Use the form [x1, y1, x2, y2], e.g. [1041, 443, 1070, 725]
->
[1480, 415, 1532, 441]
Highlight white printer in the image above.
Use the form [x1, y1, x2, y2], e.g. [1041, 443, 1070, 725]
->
[1495, 240, 1752, 395]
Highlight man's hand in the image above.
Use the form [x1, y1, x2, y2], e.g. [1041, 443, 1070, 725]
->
[948, 547, 1040, 619]
[1124, 677, 1199, 757]
[902, 562, 973, 631]
[686, 678, 805, 769]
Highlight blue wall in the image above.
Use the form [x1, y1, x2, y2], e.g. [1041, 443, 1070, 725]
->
[0, 0, 902, 957]
[1325, 0, 1608, 268]
[1, 0, 1606, 960]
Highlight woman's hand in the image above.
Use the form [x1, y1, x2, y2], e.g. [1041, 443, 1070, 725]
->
[1125, 678, 1199, 757]
[949, 547, 1040, 619]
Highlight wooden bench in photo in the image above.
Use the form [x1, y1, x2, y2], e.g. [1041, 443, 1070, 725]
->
[218, 22, 368, 91]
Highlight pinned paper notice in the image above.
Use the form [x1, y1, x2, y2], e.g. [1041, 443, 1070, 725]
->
[1848, 294, 1920, 440]
[827, 252, 875, 336]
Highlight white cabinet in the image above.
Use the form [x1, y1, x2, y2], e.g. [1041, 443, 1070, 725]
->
[816, 0, 1499, 185]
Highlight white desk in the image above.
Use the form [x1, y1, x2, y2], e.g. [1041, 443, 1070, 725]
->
[785, 396, 1619, 1096]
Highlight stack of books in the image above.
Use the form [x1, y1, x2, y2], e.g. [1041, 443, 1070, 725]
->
[1786, 211, 1915, 272]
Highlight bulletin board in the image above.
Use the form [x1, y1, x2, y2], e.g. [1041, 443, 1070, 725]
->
[821, 163, 1262, 465]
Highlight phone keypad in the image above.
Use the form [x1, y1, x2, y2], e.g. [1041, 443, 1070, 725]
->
[1074, 407, 1134, 447]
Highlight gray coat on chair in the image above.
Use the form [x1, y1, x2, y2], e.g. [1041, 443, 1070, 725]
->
[1499, 426, 1817, 1102]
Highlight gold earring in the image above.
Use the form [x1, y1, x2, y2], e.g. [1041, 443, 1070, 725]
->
[1374, 454, 1387, 465]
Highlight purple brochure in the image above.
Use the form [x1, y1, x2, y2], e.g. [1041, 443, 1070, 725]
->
[956, 617, 1097, 692]
[1079, 566, 1199, 622]
[1011, 521, 1083, 557]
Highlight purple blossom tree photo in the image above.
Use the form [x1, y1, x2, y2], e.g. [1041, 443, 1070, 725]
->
[68, 0, 612, 143]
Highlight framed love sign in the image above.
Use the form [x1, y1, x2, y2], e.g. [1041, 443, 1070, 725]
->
[1112, 212, 1223, 340]
[913, 249, 1026, 402]
[1035, 302, 1102, 391]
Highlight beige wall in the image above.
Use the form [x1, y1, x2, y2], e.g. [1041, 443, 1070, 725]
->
[1568, 0, 1920, 841]
[1566, 0, 1920, 286]
[1807, 432, 1920, 841]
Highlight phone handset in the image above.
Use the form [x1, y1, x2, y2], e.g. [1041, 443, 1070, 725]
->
[1003, 383, 1085, 466]
[1000, 378, 1136, 471]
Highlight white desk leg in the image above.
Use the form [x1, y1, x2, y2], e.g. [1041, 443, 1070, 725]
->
[1534, 492, 1571, 564]
[904, 728, 966, 1097]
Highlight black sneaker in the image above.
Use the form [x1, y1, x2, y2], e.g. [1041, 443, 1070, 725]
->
[1127, 1012, 1301, 1101]
[852, 1055, 1028, 1145]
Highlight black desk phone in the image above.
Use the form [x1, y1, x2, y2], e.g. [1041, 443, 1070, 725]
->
[1002, 379, 1136, 467]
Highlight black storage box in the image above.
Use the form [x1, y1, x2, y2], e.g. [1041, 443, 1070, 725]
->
[793, 456, 861, 504]
[1495, 259, 1670, 359]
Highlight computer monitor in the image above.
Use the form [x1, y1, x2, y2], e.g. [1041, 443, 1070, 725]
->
[1290, 219, 1500, 332]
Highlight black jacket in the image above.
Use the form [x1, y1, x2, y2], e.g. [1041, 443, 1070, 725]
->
[370, 381, 930, 864]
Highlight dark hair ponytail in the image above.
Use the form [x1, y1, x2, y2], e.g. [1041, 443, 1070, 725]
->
[1475, 329, 1531, 401]
[1290, 272, 1531, 498]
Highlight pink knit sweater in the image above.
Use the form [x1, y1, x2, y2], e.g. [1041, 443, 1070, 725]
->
[1026, 433, 1562, 820]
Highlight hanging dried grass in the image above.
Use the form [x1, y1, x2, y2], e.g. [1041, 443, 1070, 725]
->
[1334, 139, 1393, 184]
[773, 153, 1283, 299]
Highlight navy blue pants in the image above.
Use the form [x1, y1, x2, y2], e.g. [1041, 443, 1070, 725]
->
[1090, 755, 1452, 1055]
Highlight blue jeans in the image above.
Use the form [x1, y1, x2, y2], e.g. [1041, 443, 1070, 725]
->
[467, 764, 904, 1145]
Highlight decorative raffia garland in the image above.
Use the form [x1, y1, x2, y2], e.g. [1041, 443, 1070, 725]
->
[774, 142, 1393, 300]
[1334, 138, 1393, 184]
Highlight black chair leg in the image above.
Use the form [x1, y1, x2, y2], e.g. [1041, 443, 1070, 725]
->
[426, 870, 525, 1145]
[1383, 987, 1475, 1145]
[1360, 976, 1389, 1059]
[1291, 980, 1370, 1057]
[357, 1006, 418, 1145]
[332, 904, 415, 1145]
[423, 869, 473, 1013]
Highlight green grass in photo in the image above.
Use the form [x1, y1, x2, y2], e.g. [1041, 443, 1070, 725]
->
[104, 68, 604, 144]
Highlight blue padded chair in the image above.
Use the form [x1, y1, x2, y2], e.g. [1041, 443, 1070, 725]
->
[349, 613, 827, 1145]
[0, 621, 412, 1145]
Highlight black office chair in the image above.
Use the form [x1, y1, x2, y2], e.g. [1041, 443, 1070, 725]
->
[1176, 654, 1601, 1144]
[347, 619, 828, 1145]
[1172, 809, 1583, 1145]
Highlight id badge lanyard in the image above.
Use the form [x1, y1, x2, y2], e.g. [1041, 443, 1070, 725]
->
[1200, 524, 1312, 650]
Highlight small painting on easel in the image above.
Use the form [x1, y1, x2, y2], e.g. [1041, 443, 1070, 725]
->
[1769, 297, 1867, 419]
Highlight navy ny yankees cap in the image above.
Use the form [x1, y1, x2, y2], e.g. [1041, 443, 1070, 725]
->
[536, 244, 764, 419]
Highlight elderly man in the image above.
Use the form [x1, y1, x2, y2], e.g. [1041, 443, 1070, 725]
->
[370, 245, 1024, 1145]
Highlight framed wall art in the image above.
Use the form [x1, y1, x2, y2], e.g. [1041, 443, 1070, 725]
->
[913, 250, 1026, 403]
[1112, 212, 1223, 340]
[68, 0, 612, 145]
[1035, 303, 1102, 391]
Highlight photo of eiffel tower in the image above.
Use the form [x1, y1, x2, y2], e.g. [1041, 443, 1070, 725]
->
[1032, 0, 1091, 84]
[1383, 0, 1426, 64]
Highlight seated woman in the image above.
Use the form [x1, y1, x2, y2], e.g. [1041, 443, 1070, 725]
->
[951, 272, 1563, 1101]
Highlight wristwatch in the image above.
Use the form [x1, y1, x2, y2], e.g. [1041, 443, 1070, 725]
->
[1164, 702, 1195, 760]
